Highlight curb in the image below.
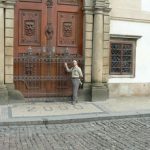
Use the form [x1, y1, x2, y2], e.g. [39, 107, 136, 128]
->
[1, 111, 150, 126]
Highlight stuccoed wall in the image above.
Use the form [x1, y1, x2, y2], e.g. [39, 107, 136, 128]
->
[110, 0, 150, 22]
[109, 0, 150, 97]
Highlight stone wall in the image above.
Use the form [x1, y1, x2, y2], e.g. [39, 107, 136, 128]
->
[83, 0, 93, 84]
[0, 5, 4, 84]
[78, 0, 94, 101]
[0, 0, 24, 102]
[102, 1, 110, 82]
[91, 0, 111, 101]
[80, 0, 111, 101]
[0, 2, 9, 102]
[5, 4, 14, 85]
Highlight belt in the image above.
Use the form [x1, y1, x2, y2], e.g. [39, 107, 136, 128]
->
[72, 77, 79, 79]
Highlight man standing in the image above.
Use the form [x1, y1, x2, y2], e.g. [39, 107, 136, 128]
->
[64, 60, 83, 105]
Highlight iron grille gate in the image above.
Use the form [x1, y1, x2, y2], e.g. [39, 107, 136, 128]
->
[14, 47, 83, 101]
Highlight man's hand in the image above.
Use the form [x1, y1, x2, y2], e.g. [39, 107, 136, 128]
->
[64, 62, 67, 67]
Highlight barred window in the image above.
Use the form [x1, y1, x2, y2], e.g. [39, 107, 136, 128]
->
[110, 39, 136, 76]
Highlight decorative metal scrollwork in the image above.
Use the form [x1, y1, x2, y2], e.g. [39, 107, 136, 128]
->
[110, 43, 133, 74]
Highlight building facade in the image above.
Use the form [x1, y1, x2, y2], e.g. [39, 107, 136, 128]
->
[109, 0, 150, 97]
[0, 0, 149, 102]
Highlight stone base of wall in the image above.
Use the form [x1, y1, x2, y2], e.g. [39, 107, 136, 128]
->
[78, 83, 92, 101]
[0, 84, 8, 104]
[6, 84, 24, 101]
[109, 83, 150, 98]
[91, 84, 109, 101]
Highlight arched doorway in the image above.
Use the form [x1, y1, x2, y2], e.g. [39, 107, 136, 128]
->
[14, 0, 83, 99]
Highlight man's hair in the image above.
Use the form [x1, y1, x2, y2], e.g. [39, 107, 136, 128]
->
[73, 60, 77, 63]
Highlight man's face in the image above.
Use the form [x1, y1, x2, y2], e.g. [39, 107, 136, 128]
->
[73, 60, 77, 66]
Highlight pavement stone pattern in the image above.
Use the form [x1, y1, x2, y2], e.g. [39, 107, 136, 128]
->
[0, 106, 9, 120]
[9, 102, 104, 118]
[0, 117, 150, 150]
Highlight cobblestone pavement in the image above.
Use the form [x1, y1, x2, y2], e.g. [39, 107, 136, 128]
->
[0, 117, 150, 150]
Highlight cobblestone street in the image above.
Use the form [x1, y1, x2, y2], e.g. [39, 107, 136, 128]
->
[0, 117, 150, 150]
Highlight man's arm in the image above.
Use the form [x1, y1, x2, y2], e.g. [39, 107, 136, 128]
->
[64, 62, 72, 72]
[78, 67, 83, 78]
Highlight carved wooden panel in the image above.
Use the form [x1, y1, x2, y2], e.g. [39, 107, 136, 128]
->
[19, 10, 41, 46]
[58, 0, 79, 5]
[19, 0, 42, 2]
[57, 12, 78, 47]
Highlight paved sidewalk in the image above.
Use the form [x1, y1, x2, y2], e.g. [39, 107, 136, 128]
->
[0, 96, 150, 125]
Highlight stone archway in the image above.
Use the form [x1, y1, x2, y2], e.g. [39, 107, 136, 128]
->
[0, 0, 111, 102]
[14, 0, 83, 99]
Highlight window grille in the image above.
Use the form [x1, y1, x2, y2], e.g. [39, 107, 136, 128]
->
[110, 42, 133, 75]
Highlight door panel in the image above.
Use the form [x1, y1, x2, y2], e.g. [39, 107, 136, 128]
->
[51, 0, 83, 55]
[19, 10, 41, 46]
[14, 1, 47, 54]
[57, 12, 78, 47]
[14, 0, 83, 98]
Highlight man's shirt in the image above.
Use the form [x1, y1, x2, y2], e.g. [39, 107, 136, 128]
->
[66, 65, 83, 78]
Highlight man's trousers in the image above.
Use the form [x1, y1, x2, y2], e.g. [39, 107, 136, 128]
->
[72, 78, 80, 102]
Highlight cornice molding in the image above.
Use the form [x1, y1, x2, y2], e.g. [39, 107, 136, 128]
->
[83, 6, 93, 14]
[94, 0, 111, 13]
[94, 0, 105, 9]
[111, 16, 150, 24]
[0, 0, 16, 5]
[110, 34, 142, 40]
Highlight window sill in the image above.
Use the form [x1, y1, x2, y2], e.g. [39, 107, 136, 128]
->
[109, 74, 135, 78]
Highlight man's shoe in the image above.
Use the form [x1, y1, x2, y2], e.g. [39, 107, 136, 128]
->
[71, 101, 76, 105]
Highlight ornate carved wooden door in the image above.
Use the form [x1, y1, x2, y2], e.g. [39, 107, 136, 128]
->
[14, 0, 83, 98]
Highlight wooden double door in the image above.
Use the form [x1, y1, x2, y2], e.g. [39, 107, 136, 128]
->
[14, 0, 83, 98]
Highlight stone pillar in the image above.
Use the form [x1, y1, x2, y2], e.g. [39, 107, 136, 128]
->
[4, 0, 24, 101]
[0, 3, 8, 102]
[103, 0, 111, 83]
[78, 0, 94, 101]
[92, 10, 103, 83]
[91, 0, 110, 101]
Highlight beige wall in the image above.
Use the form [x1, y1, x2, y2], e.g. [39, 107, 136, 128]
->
[110, 0, 150, 22]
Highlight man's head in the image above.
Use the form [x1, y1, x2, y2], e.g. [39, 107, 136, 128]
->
[73, 60, 78, 67]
